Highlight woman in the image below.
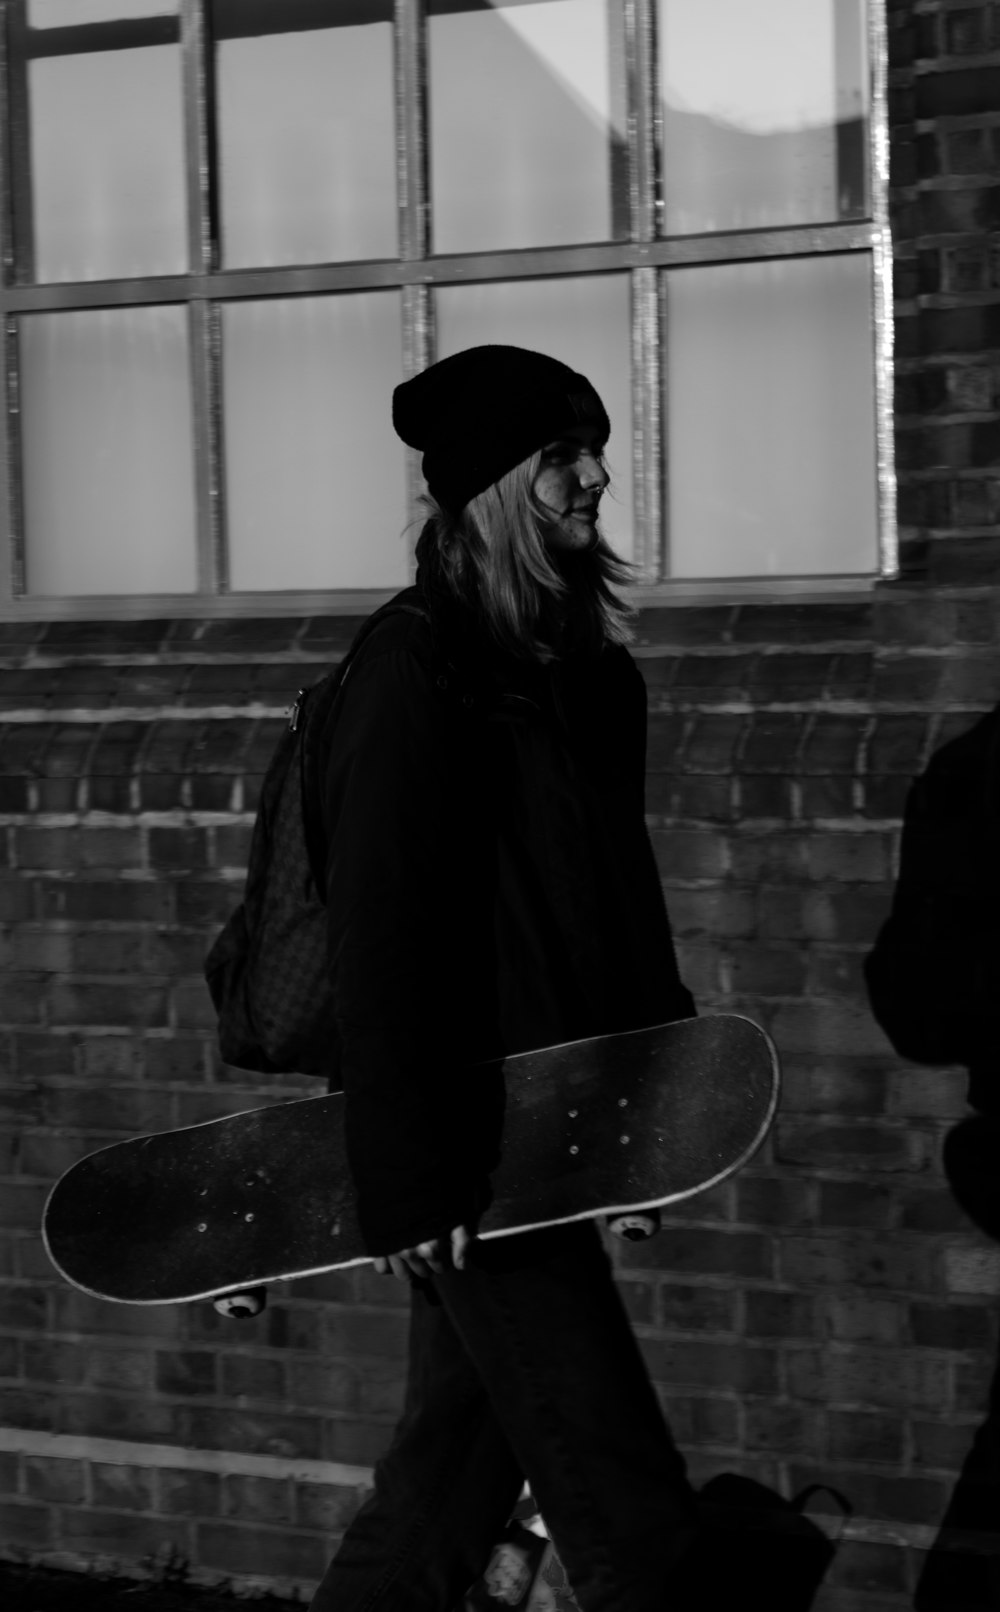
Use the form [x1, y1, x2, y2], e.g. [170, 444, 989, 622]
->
[311, 345, 700, 1612]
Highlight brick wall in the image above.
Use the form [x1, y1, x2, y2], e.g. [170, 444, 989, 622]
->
[2, 2, 1000, 1605]
[1, 593, 1000, 1608]
[892, 0, 1000, 580]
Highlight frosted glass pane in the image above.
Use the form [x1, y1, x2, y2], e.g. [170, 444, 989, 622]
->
[658, 0, 869, 235]
[222, 295, 408, 591]
[29, 0, 176, 22]
[665, 255, 878, 579]
[436, 276, 633, 560]
[21, 307, 197, 596]
[429, 0, 623, 253]
[29, 47, 185, 281]
[217, 20, 396, 268]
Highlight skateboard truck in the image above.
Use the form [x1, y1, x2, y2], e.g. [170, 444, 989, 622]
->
[213, 1286, 267, 1319]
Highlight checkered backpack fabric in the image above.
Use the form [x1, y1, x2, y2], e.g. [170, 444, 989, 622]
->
[204, 600, 430, 1078]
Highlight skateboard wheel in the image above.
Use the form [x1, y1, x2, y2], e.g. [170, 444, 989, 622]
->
[607, 1211, 661, 1241]
[213, 1287, 267, 1319]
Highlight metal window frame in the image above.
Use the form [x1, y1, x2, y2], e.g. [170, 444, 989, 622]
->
[0, 0, 895, 619]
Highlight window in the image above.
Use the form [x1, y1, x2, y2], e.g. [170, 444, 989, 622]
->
[0, 0, 894, 615]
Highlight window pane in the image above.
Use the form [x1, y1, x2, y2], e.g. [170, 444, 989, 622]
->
[665, 255, 878, 579]
[28, 46, 186, 281]
[436, 275, 634, 560]
[215, 8, 396, 268]
[658, 0, 869, 235]
[222, 295, 408, 591]
[28, 0, 177, 22]
[20, 308, 197, 596]
[428, 0, 625, 254]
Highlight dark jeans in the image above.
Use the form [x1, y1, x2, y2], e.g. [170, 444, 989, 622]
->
[309, 1223, 698, 1612]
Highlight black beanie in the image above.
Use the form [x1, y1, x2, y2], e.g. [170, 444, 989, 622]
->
[392, 345, 611, 515]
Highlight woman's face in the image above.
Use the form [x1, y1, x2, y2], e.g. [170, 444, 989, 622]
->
[532, 424, 609, 551]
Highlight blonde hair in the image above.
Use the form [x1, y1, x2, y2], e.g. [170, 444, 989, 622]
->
[418, 451, 635, 661]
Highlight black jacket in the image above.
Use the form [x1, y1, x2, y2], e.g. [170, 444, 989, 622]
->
[320, 577, 694, 1254]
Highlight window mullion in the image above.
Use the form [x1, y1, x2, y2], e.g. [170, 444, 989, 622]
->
[181, 0, 225, 593]
[3, 316, 24, 598]
[869, 0, 896, 580]
[5, 2, 33, 287]
[396, 0, 431, 558]
[626, 0, 664, 581]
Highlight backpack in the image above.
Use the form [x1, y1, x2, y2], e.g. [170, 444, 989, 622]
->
[204, 595, 435, 1079]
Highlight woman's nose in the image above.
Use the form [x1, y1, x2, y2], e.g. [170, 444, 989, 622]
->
[579, 452, 608, 490]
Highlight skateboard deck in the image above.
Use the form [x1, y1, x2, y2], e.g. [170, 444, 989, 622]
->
[43, 1014, 779, 1307]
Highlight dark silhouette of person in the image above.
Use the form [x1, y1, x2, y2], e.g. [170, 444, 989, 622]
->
[866, 705, 1000, 1609]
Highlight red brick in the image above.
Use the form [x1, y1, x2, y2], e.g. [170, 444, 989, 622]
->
[2, 1284, 49, 1331]
[641, 1339, 779, 1395]
[910, 1302, 994, 1351]
[222, 1473, 293, 1524]
[780, 1235, 941, 1295]
[954, 1355, 995, 1412]
[324, 1416, 395, 1468]
[220, 1354, 288, 1403]
[60, 1392, 176, 1443]
[660, 886, 755, 940]
[38, 879, 174, 923]
[740, 715, 808, 773]
[727, 946, 806, 996]
[659, 1394, 739, 1448]
[900, 1188, 976, 1235]
[743, 1401, 820, 1453]
[817, 1181, 895, 1230]
[52, 1287, 181, 1337]
[196, 1520, 326, 1581]
[669, 655, 756, 703]
[148, 827, 210, 873]
[294, 1480, 368, 1534]
[910, 1418, 978, 1472]
[676, 715, 744, 774]
[0, 880, 35, 921]
[41, 1086, 174, 1133]
[288, 1361, 360, 1415]
[615, 1277, 654, 1325]
[799, 776, 856, 818]
[60, 1506, 190, 1560]
[768, 1002, 893, 1057]
[795, 1463, 950, 1526]
[779, 1061, 890, 1117]
[23, 1454, 86, 1504]
[156, 1468, 223, 1518]
[825, 1539, 909, 1595]
[775, 1121, 926, 1174]
[656, 1283, 737, 1334]
[743, 1289, 816, 1339]
[730, 603, 871, 644]
[736, 1175, 815, 1227]
[822, 1294, 904, 1346]
[0, 1498, 53, 1548]
[179, 1405, 322, 1460]
[786, 1348, 949, 1410]
[155, 1350, 217, 1397]
[827, 1409, 905, 1466]
[618, 1229, 772, 1280]
[322, 1308, 409, 1361]
[649, 829, 729, 881]
[91, 1461, 156, 1512]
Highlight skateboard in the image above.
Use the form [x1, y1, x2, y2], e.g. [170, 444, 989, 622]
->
[43, 1014, 779, 1310]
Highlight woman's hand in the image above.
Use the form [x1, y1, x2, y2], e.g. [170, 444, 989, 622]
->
[373, 1224, 473, 1280]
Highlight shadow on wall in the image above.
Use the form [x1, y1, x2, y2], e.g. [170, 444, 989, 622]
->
[866, 707, 1000, 1611]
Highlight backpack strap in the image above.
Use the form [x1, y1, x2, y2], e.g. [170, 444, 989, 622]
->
[296, 593, 447, 897]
